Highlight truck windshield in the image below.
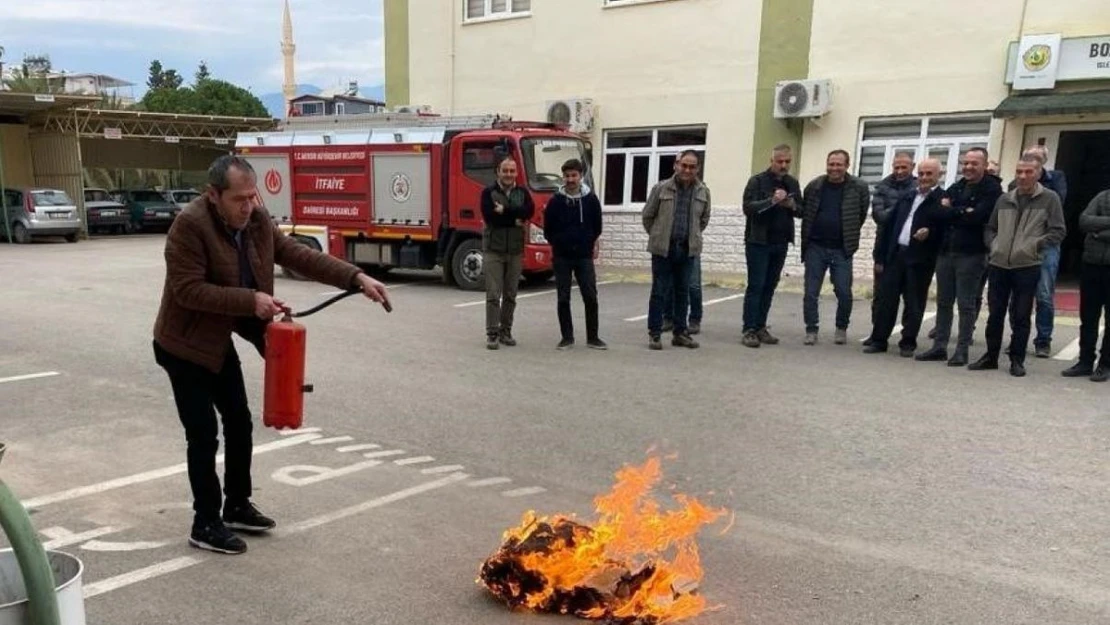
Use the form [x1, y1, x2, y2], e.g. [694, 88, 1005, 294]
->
[520, 137, 591, 192]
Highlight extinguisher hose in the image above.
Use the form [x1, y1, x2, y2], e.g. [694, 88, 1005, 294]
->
[288, 287, 363, 318]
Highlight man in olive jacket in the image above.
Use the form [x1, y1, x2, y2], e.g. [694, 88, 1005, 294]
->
[153, 155, 391, 555]
[797, 150, 871, 346]
[969, 155, 1066, 377]
[1062, 187, 1110, 382]
[481, 156, 535, 350]
[642, 150, 711, 350]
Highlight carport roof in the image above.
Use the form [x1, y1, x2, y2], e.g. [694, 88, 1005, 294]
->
[0, 91, 102, 119]
[39, 107, 279, 144]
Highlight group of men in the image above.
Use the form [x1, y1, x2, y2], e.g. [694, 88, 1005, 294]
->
[477, 143, 1110, 384]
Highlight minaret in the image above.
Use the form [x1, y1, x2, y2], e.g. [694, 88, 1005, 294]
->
[281, 0, 296, 113]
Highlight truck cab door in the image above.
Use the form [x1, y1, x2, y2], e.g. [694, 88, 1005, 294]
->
[451, 139, 503, 232]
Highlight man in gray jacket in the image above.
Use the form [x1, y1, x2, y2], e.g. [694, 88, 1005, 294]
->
[642, 150, 711, 350]
[1061, 187, 1110, 382]
[969, 155, 1066, 377]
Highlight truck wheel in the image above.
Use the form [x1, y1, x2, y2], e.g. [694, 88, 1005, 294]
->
[450, 238, 484, 291]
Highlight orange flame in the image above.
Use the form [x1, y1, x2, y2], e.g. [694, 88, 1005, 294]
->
[483, 456, 727, 623]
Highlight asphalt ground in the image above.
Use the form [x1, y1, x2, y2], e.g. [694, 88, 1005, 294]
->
[1, 233, 1107, 625]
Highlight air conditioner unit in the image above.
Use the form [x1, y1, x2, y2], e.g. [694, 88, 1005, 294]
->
[773, 79, 833, 119]
[545, 98, 595, 134]
[394, 104, 433, 114]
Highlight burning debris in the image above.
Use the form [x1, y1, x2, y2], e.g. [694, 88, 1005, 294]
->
[478, 456, 728, 624]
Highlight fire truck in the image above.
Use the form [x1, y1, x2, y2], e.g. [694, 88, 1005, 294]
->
[234, 112, 594, 290]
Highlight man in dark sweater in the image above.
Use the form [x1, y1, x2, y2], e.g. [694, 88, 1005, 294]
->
[798, 150, 871, 346]
[1062, 188, 1110, 382]
[740, 144, 801, 347]
[916, 147, 1002, 366]
[543, 159, 606, 350]
[481, 157, 535, 350]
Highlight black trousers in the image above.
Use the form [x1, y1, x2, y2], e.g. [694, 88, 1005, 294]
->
[869, 248, 935, 350]
[984, 266, 1040, 363]
[554, 255, 599, 341]
[1079, 263, 1110, 367]
[153, 340, 253, 525]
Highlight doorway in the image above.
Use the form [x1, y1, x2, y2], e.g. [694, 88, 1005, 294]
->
[1055, 130, 1110, 279]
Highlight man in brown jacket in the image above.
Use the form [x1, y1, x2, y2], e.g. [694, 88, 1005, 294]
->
[152, 155, 390, 555]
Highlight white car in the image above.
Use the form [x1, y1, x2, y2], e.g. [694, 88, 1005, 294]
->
[164, 189, 202, 209]
[1, 187, 81, 244]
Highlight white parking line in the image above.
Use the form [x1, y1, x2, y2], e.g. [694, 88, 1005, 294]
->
[363, 449, 407, 459]
[336, 443, 382, 453]
[84, 556, 204, 599]
[501, 486, 547, 498]
[624, 293, 744, 322]
[0, 371, 61, 384]
[420, 464, 466, 474]
[394, 456, 436, 466]
[22, 432, 322, 510]
[1053, 332, 1103, 361]
[309, 436, 355, 446]
[467, 477, 513, 488]
[455, 280, 619, 308]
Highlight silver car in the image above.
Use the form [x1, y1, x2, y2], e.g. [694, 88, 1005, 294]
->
[1, 187, 81, 244]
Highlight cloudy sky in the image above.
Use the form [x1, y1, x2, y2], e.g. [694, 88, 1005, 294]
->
[0, 0, 385, 98]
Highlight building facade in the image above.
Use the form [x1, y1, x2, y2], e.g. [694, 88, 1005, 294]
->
[385, 0, 1110, 280]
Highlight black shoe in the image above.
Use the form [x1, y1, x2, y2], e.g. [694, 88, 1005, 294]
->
[1061, 362, 1094, 378]
[968, 355, 999, 371]
[947, 350, 968, 367]
[557, 338, 575, 350]
[223, 501, 276, 534]
[672, 333, 699, 349]
[190, 520, 247, 555]
[1034, 344, 1051, 359]
[486, 335, 500, 350]
[1092, 366, 1109, 383]
[862, 343, 887, 354]
[1010, 361, 1027, 377]
[649, 335, 662, 351]
[587, 338, 608, 350]
[862, 337, 874, 347]
[915, 347, 948, 362]
[688, 321, 701, 335]
[499, 332, 517, 347]
[927, 327, 937, 340]
[899, 347, 916, 358]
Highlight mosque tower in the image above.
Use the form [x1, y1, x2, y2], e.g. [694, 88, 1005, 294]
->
[281, 0, 296, 113]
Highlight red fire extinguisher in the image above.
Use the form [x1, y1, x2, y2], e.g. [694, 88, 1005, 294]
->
[262, 287, 391, 430]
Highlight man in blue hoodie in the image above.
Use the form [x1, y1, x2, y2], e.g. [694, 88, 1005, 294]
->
[543, 159, 606, 350]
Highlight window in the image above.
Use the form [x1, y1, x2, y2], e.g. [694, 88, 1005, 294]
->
[462, 142, 501, 187]
[465, 0, 530, 21]
[856, 114, 991, 189]
[1, 190, 21, 209]
[602, 126, 707, 209]
[297, 101, 324, 116]
[335, 102, 346, 115]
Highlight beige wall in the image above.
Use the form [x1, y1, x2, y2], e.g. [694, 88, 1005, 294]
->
[0, 124, 35, 188]
[408, 0, 764, 207]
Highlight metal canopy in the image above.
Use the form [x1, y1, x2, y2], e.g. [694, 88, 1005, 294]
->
[0, 92, 101, 120]
[38, 108, 277, 144]
[993, 89, 1110, 119]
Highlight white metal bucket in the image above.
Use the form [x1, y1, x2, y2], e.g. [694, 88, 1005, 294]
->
[0, 549, 86, 625]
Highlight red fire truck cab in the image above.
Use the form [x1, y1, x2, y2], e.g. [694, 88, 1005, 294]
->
[234, 113, 593, 290]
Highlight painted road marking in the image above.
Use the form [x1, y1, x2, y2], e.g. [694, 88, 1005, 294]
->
[309, 436, 356, 445]
[455, 280, 619, 308]
[278, 427, 322, 435]
[394, 456, 436, 466]
[272, 460, 383, 487]
[1054, 331, 1103, 361]
[22, 432, 322, 509]
[624, 293, 744, 322]
[82, 539, 170, 552]
[41, 525, 122, 550]
[363, 449, 407, 459]
[336, 443, 382, 453]
[0, 371, 61, 384]
[84, 556, 204, 599]
[467, 477, 513, 488]
[420, 464, 466, 475]
[502, 486, 547, 498]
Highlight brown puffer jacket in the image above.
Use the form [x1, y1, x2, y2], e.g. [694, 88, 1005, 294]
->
[153, 197, 362, 372]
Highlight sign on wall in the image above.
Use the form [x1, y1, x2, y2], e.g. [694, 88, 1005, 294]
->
[1013, 34, 1062, 90]
[1006, 34, 1110, 86]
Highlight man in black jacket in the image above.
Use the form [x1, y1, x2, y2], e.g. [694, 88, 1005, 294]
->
[740, 144, 801, 347]
[865, 152, 917, 346]
[1061, 188, 1110, 382]
[481, 157, 535, 350]
[864, 158, 945, 356]
[543, 159, 606, 350]
[916, 148, 1002, 366]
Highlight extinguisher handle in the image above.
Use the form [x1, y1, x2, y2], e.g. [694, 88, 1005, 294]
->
[289, 288, 363, 319]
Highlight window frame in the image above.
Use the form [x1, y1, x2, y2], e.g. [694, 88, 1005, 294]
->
[463, 0, 532, 23]
[297, 101, 324, 116]
[855, 113, 992, 189]
[601, 125, 707, 212]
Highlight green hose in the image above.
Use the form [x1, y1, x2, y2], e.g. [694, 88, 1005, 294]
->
[0, 444, 61, 625]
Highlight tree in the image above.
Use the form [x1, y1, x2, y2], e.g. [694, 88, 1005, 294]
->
[141, 79, 268, 118]
[146, 60, 183, 91]
[196, 60, 210, 84]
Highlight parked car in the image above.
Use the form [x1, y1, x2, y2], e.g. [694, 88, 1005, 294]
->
[1, 187, 81, 244]
[163, 189, 202, 209]
[83, 188, 131, 234]
[109, 189, 180, 232]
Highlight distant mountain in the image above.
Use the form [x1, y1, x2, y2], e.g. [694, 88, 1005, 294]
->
[260, 83, 386, 118]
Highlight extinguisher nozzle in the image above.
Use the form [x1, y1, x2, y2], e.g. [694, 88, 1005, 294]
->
[303, 384, 314, 393]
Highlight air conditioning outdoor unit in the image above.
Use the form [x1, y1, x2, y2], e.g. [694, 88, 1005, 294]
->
[545, 98, 595, 134]
[773, 79, 833, 119]
[394, 104, 433, 114]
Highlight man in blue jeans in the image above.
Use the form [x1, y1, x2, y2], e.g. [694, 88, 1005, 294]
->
[1015, 145, 1068, 358]
[740, 144, 801, 347]
[642, 150, 711, 350]
[660, 256, 702, 335]
[797, 150, 871, 345]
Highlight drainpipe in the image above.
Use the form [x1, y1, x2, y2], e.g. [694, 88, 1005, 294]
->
[0, 443, 62, 625]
